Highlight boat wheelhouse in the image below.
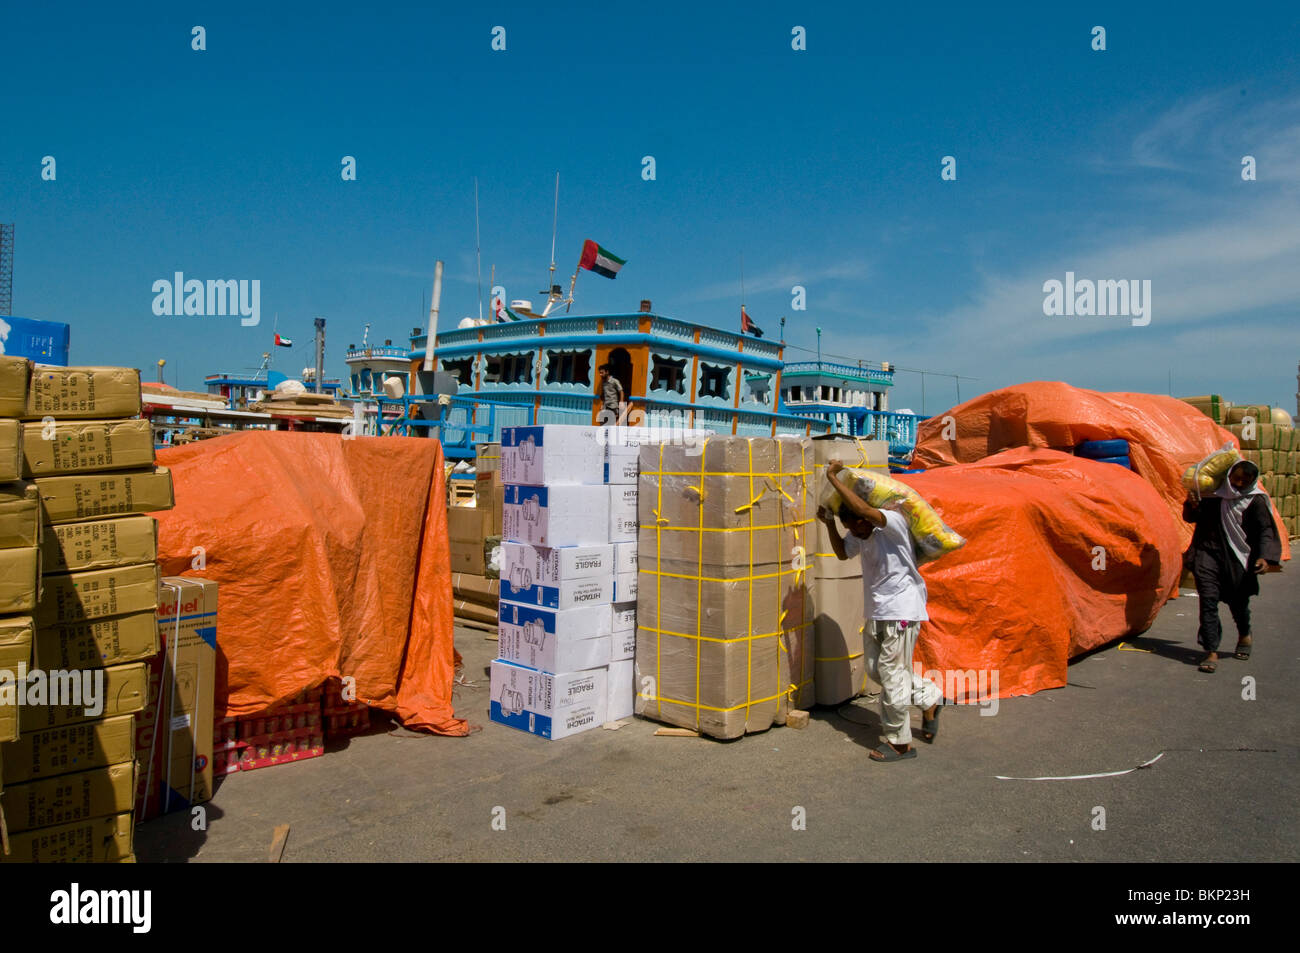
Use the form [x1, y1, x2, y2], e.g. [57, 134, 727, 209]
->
[403, 303, 831, 453]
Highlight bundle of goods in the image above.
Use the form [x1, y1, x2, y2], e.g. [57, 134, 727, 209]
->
[1225, 409, 1300, 539]
[1182, 444, 1241, 497]
[214, 686, 325, 774]
[636, 435, 816, 739]
[1075, 438, 1132, 470]
[322, 677, 371, 738]
[0, 360, 199, 863]
[810, 436, 888, 705]
[819, 466, 966, 564]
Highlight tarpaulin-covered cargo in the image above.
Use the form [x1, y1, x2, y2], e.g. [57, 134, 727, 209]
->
[911, 381, 1290, 562]
[152, 431, 466, 736]
[635, 436, 816, 738]
[903, 448, 1184, 698]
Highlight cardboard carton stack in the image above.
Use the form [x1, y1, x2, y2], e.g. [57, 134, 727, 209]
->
[491, 425, 614, 739]
[1224, 407, 1299, 539]
[0, 360, 178, 862]
[634, 435, 817, 739]
[448, 443, 504, 627]
[810, 436, 889, 705]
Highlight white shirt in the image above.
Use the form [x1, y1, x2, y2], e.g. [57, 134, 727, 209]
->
[843, 510, 929, 623]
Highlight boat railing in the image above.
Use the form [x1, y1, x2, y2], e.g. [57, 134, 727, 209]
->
[782, 360, 895, 384]
[786, 407, 927, 457]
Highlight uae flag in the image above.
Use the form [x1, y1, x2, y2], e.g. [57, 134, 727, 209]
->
[578, 240, 626, 279]
[274, 333, 293, 347]
[741, 307, 764, 338]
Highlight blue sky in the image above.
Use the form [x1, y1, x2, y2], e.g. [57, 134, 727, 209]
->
[2, 1, 1298, 414]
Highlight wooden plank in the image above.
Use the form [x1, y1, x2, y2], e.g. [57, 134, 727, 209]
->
[268, 824, 290, 863]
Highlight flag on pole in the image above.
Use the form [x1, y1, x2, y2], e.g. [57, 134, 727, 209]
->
[741, 307, 764, 338]
[274, 333, 293, 347]
[578, 240, 626, 279]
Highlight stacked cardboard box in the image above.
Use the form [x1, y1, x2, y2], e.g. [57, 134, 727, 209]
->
[0, 361, 178, 861]
[492, 425, 612, 739]
[810, 436, 889, 705]
[634, 435, 817, 739]
[1227, 413, 1300, 539]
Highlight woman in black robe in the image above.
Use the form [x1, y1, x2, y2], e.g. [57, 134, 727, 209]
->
[1183, 459, 1282, 673]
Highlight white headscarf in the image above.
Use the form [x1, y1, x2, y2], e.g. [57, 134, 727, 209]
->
[1213, 461, 1265, 568]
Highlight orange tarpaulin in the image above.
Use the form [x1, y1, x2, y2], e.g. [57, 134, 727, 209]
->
[902, 448, 1185, 698]
[911, 381, 1290, 562]
[153, 431, 467, 736]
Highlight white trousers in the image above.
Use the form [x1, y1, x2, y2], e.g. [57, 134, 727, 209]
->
[865, 620, 942, 745]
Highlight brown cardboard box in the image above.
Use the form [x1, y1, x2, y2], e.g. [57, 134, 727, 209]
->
[137, 576, 216, 819]
[449, 539, 486, 574]
[475, 442, 501, 473]
[0, 356, 31, 417]
[636, 437, 814, 572]
[475, 470, 505, 534]
[19, 661, 149, 731]
[40, 515, 158, 574]
[0, 614, 33, 671]
[36, 563, 160, 626]
[0, 419, 22, 481]
[34, 610, 159, 670]
[24, 365, 142, 419]
[35, 466, 174, 524]
[812, 436, 888, 580]
[0, 545, 40, 614]
[0, 713, 136, 784]
[21, 418, 155, 477]
[0, 812, 134, 863]
[0, 481, 41, 549]
[0, 617, 34, 743]
[812, 574, 877, 706]
[448, 504, 492, 574]
[1, 762, 136, 833]
[635, 436, 816, 739]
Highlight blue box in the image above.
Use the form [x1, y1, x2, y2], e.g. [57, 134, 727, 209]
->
[0, 316, 70, 365]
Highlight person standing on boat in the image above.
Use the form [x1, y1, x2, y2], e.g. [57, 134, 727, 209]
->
[1183, 459, 1281, 673]
[598, 363, 625, 426]
[819, 461, 942, 762]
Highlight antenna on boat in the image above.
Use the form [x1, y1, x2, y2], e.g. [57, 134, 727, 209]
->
[541, 173, 567, 316]
[475, 177, 484, 323]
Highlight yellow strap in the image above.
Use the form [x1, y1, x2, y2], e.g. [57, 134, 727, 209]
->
[640, 621, 813, 644]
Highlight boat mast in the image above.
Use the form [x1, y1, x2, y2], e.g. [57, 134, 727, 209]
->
[475, 177, 484, 323]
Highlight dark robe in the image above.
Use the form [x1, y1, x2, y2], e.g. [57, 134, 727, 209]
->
[1182, 494, 1281, 597]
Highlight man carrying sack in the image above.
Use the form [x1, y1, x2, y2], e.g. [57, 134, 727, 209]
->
[819, 460, 942, 762]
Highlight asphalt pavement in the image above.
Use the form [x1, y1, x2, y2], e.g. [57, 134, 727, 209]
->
[136, 572, 1300, 863]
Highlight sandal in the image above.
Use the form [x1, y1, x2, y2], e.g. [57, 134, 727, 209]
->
[1234, 640, 1252, 660]
[1198, 655, 1217, 673]
[869, 742, 917, 763]
[921, 704, 942, 744]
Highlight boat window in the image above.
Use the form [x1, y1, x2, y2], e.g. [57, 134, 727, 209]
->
[745, 373, 772, 406]
[485, 351, 533, 385]
[650, 354, 687, 394]
[790, 385, 802, 401]
[441, 357, 475, 386]
[544, 349, 591, 386]
[698, 362, 730, 401]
